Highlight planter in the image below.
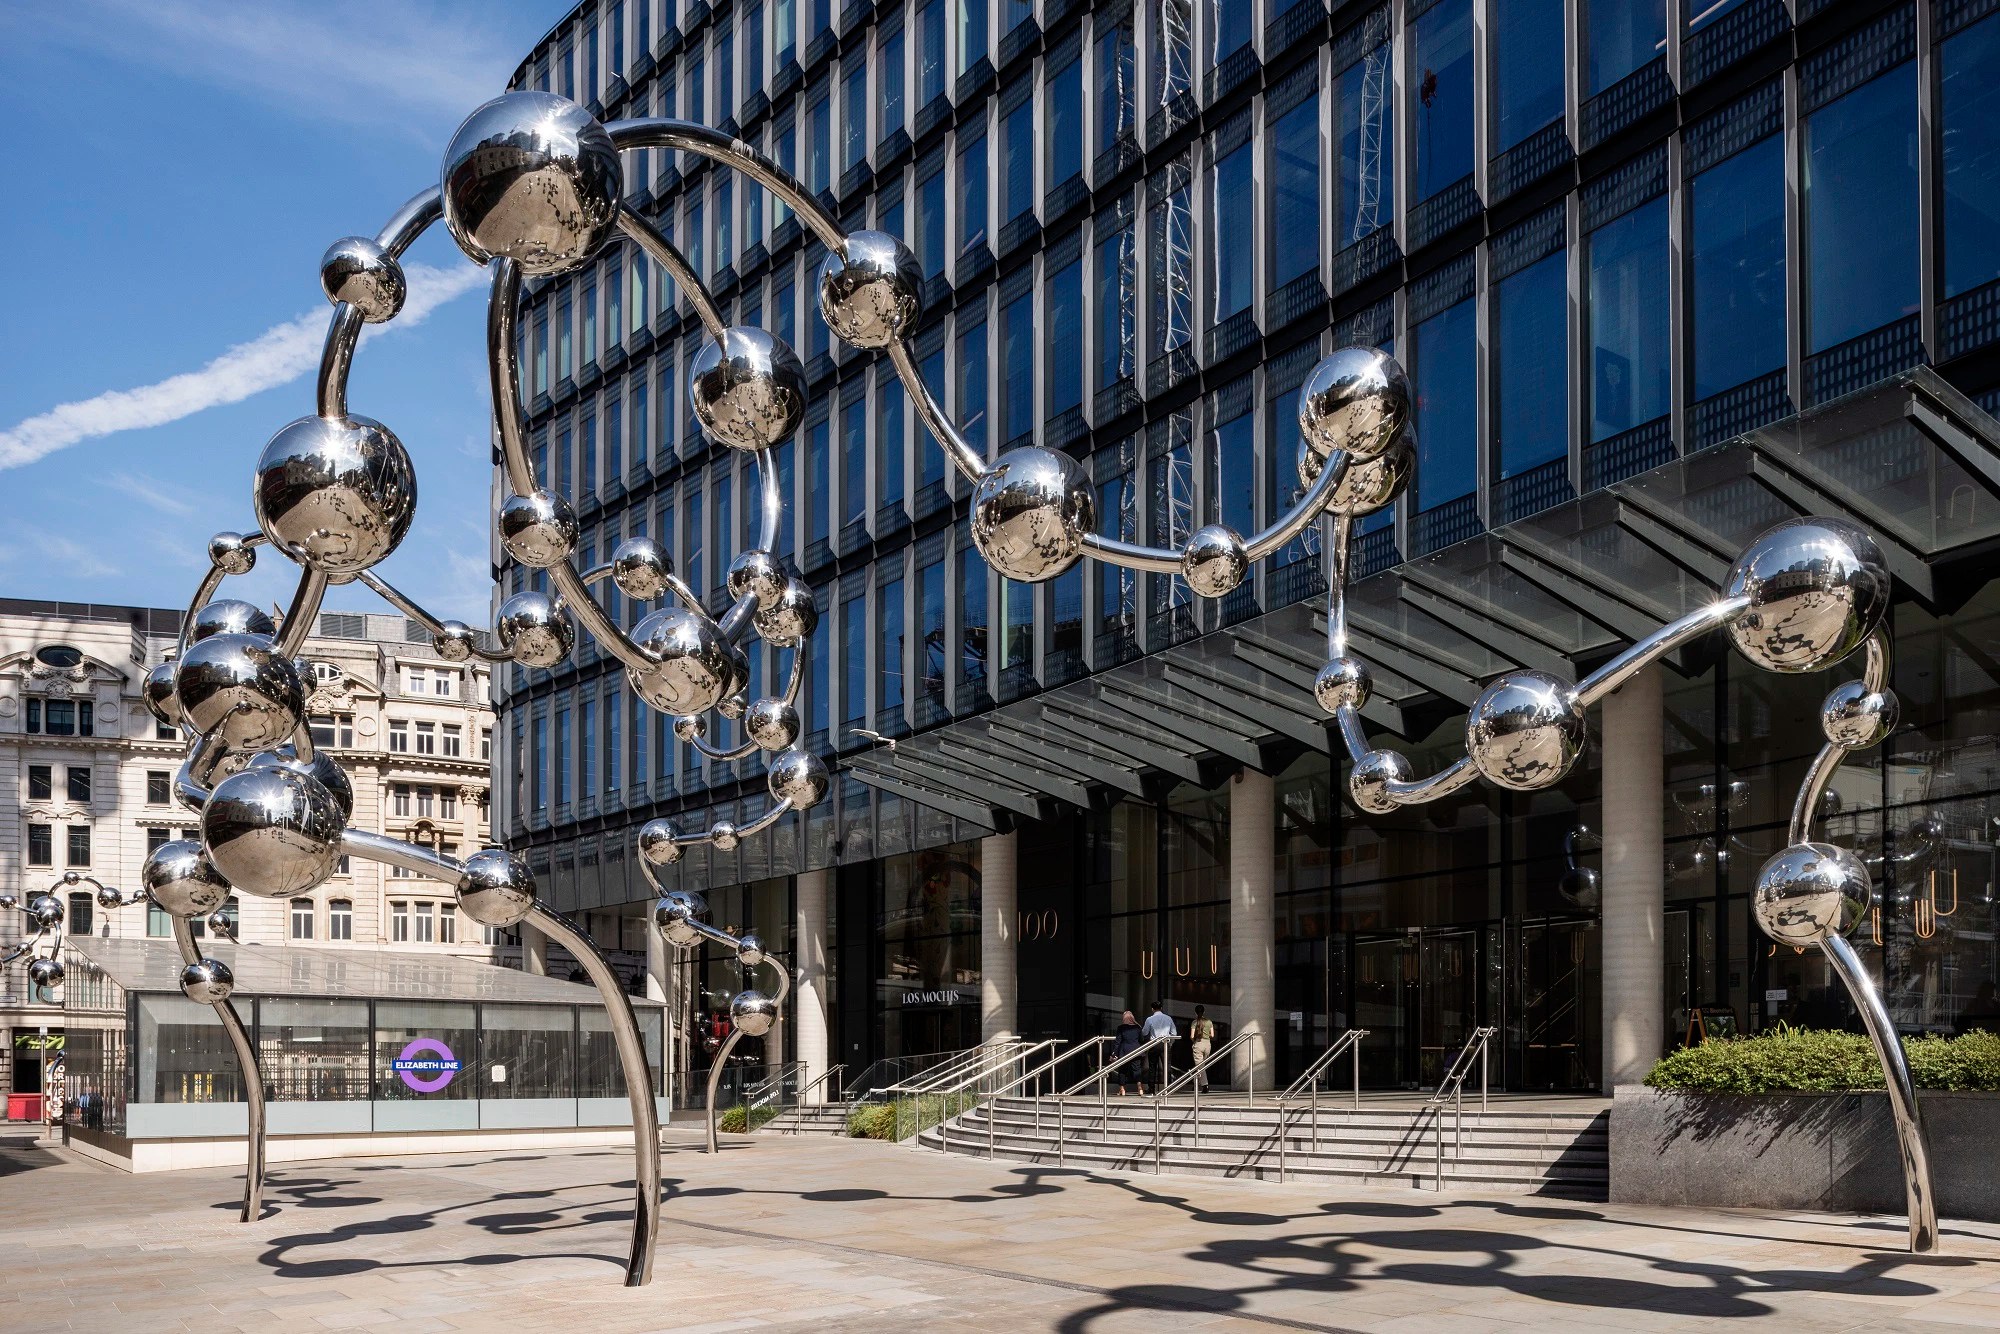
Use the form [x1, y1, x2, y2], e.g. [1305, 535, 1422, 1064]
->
[1611, 1084, 2000, 1221]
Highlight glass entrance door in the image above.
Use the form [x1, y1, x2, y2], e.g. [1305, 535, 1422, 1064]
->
[1353, 933, 1416, 1087]
[1518, 917, 1598, 1090]
[1351, 928, 1491, 1089]
[1418, 928, 1482, 1086]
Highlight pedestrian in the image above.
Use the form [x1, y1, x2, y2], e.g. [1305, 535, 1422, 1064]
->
[1141, 1001, 1178, 1090]
[1110, 1010, 1144, 1096]
[1189, 1005, 1215, 1092]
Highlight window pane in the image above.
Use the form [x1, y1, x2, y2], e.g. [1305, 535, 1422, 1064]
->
[959, 134, 988, 253]
[843, 592, 867, 723]
[958, 322, 988, 455]
[1047, 56, 1083, 185]
[1494, 252, 1569, 478]
[482, 1004, 574, 1099]
[261, 999, 369, 1101]
[1413, 299, 1478, 508]
[1270, 99, 1319, 289]
[1000, 293, 1034, 443]
[1338, 37, 1395, 246]
[880, 578, 904, 715]
[1212, 412, 1255, 535]
[1587, 197, 1671, 440]
[1691, 134, 1785, 399]
[1047, 260, 1084, 417]
[1587, 0, 1665, 94]
[843, 400, 867, 527]
[1098, 228, 1137, 389]
[1211, 144, 1253, 321]
[1805, 63, 1919, 351]
[882, 29, 906, 138]
[1942, 16, 2000, 299]
[917, 168, 946, 278]
[374, 1001, 476, 1101]
[917, 0, 945, 104]
[1411, 0, 1475, 202]
[1495, 0, 1565, 152]
[878, 381, 906, 511]
[1095, 16, 1136, 153]
[1003, 99, 1034, 221]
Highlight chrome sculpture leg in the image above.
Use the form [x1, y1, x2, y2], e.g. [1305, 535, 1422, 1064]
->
[171, 916, 264, 1222]
[705, 1029, 748, 1154]
[525, 904, 661, 1287]
[1823, 934, 1938, 1254]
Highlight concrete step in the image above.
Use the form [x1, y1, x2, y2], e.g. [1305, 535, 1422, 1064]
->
[762, 1103, 855, 1136]
[984, 1107, 1606, 1143]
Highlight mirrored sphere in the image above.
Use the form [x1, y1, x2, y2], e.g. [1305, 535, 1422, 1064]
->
[1316, 432, 1415, 518]
[709, 821, 740, 852]
[95, 883, 124, 910]
[673, 714, 706, 742]
[201, 765, 345, 899]
[175, 633, 306, 753]
[433, 620, 477, 662]
[319, 236, 407, 323]
[768, 748, 830, 809]
[817, 230, 924, 348]
[612, 536, 673, 600]
[628, 607, 733, 715]
[737, 933, 766, 967]
[1181, 525, 1249, 598]
[207, 531, 258, 576]
[190, 598, 276, 643]
[690, 326, 808, 451]
[0, 892, 15, 910]
[1723, 517, 1890, 674]
[26, 894, 62, 929]
[142, 839, 231, 919]
[245, 745, 355, 821]
[440, 91, 622, 277]
[970, 447, 1097, 583]
[496, 591, 575, 668]
[730, 988, 778, 1037]
[499, 489, 579, 568]
[255, 414, 417, 578]
[639, 819, 686, 866]
[717, 691, 747, 720]
[745, 697, 801, 752]
[1753, 841, 1870, 947]
[1313, 656, 1373, 714]
[1349, 749, 1412, 816]
[751, 579, 819, 647]
[1821, 681, 1898, 750]
[1558, 865, 1602, 909]
[653, 888, 709, 946]
[206, 910, 235, 938]
[142, 661, 183, 728]
[180, 958, 235, 1005]
[27, 956, 64, 990]
[457, 848, 538, 927]
[726, 549, 785, 606]
[1465, 670, 1587, 792]
[1299, 346, 1410, 463]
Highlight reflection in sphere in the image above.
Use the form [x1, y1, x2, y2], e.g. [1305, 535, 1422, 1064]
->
[143, 661, 183, 728]
[1723, 517, 1889, 674]
[200, 765, 346, 899]
[27, 956, 64, 990]
[629, 607, 734, 715]
[96, 883, 123, 910]
[709, 821, 740, 852]
[499, 490, 579, 568]
[1181, 525, 1249, 598]
[639, 820, 684, 866]
[26, 894, 63, 929]
[254, 414, 417, 578]
[175, 633, 306, 753]
[653, 888, 709, 945]
[207, 532, 258, 576]
[245, 746, 356, 821]
[1465, 670, 1587, 791]
[612, 536, 673, 600]
[1753, 841, 1870, 947]
[181, 958, 235, 1005]
[717, 691, 748, 721]
[457, 848, 538, 928]
[496, 591, 575, 668]
[970, 447, 1097, 583]
[673, 714, 706, 742]
[1821, 681, 1898, 750]
[1299, 346, 1409, 463]
[190, 599, 276, 643]
[730, 989, 778, 1037]
[1559, 864, 1602, 909]
[817, 230, 924, 348]
[726, 549, 786, 606]
[752, 579, 819, 647]
[1314, 657, 1372, 714]
[1315, 432, 1414, 518]
[745, 697, 801, 752]
[1350, 749, 1413, 816]
[319, 236, 406, 323]
[440, 91, 622, 277]
[690, 327, 809, 451]
[737, 934, 766, 967]
[433, 621, 478, 662]
[768, 748, 830, 809]
[143, 839, 231, 919]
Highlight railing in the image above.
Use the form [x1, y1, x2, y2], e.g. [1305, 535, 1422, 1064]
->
[898, 1038, 1058, 1144]
[1155, 1030, 1261, 1165]
[1046, 1034, 1175, 1171]
[1269, 1029, 1370, 1182]
[880, 1035, 1024, 1100]
[1428, 1025, 1496, 1190]
[850, 1034, 1018, 1103]
[919, 1038, 1085, 1157]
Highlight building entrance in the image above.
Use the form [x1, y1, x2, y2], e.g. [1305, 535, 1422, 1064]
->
[1351, 927, 1490, 1089]
[1516, 917, 1597, 1091]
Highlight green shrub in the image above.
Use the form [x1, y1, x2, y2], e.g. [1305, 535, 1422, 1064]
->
[716, 1102, 782, 1134]
[1645, 1027, 2000, 1093]
[845, 1092, 980, 1140]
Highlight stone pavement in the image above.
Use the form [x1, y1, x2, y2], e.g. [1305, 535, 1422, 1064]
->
[3, 1127, 1999, 1332]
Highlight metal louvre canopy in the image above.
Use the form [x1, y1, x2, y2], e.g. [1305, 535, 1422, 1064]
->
[846, 371, 2000, 826]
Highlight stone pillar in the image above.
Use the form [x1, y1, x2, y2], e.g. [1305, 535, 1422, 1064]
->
[1601, 664, 1665, 1090]
[1229, 769, 1276, 1093]
[794, 869, 832, 1102]
[980, 831, 1018, 1041]
[521, 921, 548, 976]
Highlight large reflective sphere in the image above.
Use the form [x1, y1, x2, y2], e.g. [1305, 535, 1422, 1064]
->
[817, 230, 924, 348]
[25, 894, 63, 929]
[971, 447, 1097, 583]
[1299, 346, 1409, 463]
[457, 848, 538, 928]
[1465, 670, 1587, 792]
[319, 236, 406, 323]
[499, 489, 578, 568]
[245, 746, 355, 821]
[1181, 525, 1249, 598]
[201, 765, 345, 899]
[690, 327, 809, 451]
[1753, 841, 1870, 947]
[190, 598, 276, 643]
[744, 697, 801, 752]
[433, 620, 478, 662]
[629, 607, 733, 714]
[440, 91, 622, 277]
[639, 819, 684, 866]
[142, 661, 183, 728]
[95, 883, 124, 910]
[768, 747, 830, 809]
[612, 536, 672, 600]
[255, 414, 417, 578]
[1349, 749, 1412, 816]
[752, 578, 819, 647]
[730, 988, 779, 1037]
[1724, 517, 1889, 674]
[180, 957, 235, 1005]
[726, 549, 786, 606]
[1822, 680, 1898, 750]
[1300, 431, 1415, 518]
[27, 956, 64, 991]
[142, 839, 231, 919]
[1314, 657, 1373, 714]
[496, 591, 575, 668]
[653, 888, 710, 946]
[175, 633, 306, 753]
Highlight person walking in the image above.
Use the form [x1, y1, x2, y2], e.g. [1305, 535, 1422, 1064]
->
[1140, 1001, 1178, 1092]
[1110, 1010, 1144, 1096]
[1188, 1005, 1216, 1092]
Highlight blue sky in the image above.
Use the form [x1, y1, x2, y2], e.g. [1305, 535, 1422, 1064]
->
[0, 0, 567, 624]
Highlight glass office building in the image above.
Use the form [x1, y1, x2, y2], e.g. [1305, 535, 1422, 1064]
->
[496, 0, 2000, 1092]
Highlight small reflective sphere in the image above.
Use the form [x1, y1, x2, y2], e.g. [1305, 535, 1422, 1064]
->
[737, 933, 766, 967]
[612, 536, 672, 600]
[971, 447, 1097, 583]
[1313, 656, 1373, 714]
[630, 608, 733, 714]
[690, 326, 809, 451]
[175, 633, 306, 753]
[817, 230, 924, 348]
[1822, 681, 1899, 750]
[709, 821, 740, 852]
[1307, 432, 1415, 518]
[207, 531, 258, 576]
[190, 598, 276, 643]
[1349, 749, 1412, 816]
[1724, 517, 1890, 675]
[744, 697, 801, 752]
[201, 765, 345, 899]
[180, 957, 235, 1005]
[206, 910, 235, 938]
[752, 578, 819, 647]
[25, 894, 63, 929]
[95, 883, 123, 910]
[61, 871, 80, 885]
[142, 661, 183, 728]
[1753, 841, 1870, 947]
[726, 549, 786, 606]
[730, 988, 779, 1037]
[0, 892, 15, 912]
[653, 888, 710, 946]
[319, 236, 406, 323]
[28, 956, 65, 990]
[674, 714, 706, 742]
[639, 819, 685, 866]
[433, 620, 477, 663]
[142, 840, 231, 919]
[495, 591, 575, 668]
[1558, 864, 1602, 910]
[768, 748, 830, 809]
[440, 91, 622, 277]
[1181, 525, 1249, 598]
[255, 414, 417, 578]
[1465, 670, 1587, 792]
[245, 745, 356, 821]
[1299, 346, 1410, 463]
[717, 691, 748, 721]
[499, 489, 579, 568]
[457, 848, 538, 928]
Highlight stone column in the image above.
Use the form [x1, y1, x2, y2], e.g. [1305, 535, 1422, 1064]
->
[980, 831, 1018, 1041]
[521, 920, 548, 976]
[1601, 664, 1665, 1090]
[794, 869, 832, 1102]
[1229, 769, 1276, 1093]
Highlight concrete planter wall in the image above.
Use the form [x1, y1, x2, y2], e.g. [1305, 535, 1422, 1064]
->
[1611, 1084, 2000, 1222]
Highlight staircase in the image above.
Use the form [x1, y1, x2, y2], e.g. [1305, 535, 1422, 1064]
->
[763, 1101, 854, 1136]
[916, 1097, 1609, 1198]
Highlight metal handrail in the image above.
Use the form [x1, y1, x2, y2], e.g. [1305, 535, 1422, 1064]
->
[1269, 1029, 1369, 1183]
[924, 1038, 1066, 1156]
[1058, 1033, 1171, 1098]
[889, 1038, 1036, 1142]
[1429, 1025, 1496, 1191]
[745, 1061, 801, 1109]
[880, 1034, 1020, 1097]
[1149, 1029, 1261, 1171]
[787, 1063, 847, 1129]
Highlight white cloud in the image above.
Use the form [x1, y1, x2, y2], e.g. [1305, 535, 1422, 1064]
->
[0, 263, 487, 471]
[0, 529, 122, 581]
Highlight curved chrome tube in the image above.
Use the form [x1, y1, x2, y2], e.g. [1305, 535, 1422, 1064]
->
[1573, 596, 1751, 708]
[883, 339, 990, 484]
[1822, 932, 1937, 1252]
[171, 916, 264, 1222]
[1790, 632, 1889, 846]
[616, 207, 727, 341]
[1244, 452, 1350, 563]
[606, 118, 848, 254]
